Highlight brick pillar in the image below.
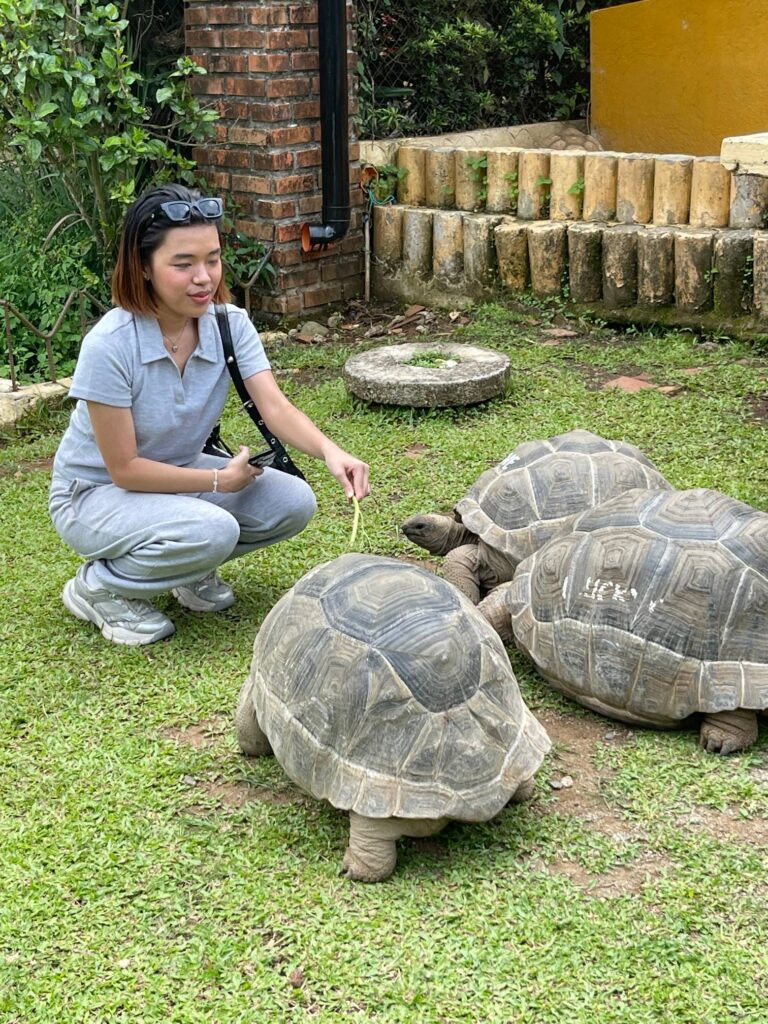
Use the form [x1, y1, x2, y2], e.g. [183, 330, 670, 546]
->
[184, 0, 363, 317]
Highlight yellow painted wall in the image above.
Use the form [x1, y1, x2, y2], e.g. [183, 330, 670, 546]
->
[591, 0, 768, 156]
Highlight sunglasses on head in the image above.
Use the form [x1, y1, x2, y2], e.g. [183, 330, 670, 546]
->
[153, 197, 224, 223]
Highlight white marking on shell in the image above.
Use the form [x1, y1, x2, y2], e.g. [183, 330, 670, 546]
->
[562, 576, 569, 600]
[500, 453, 521, 470]
[580, 577, 637, 604]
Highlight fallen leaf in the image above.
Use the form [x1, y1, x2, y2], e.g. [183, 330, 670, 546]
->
[404, 304, 426, 317]
[657, 385, 683, 395]
[602, 376, 655, 393]
[542, 327, 579, 338]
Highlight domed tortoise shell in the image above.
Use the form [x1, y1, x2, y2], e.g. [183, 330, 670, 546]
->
[509, 488, 768, 726]
[245, 553, 550, 821]
[455, 429, 672, 570]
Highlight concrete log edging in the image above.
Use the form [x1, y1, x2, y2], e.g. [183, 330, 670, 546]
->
[602, 225, 640, 307]
[367, 139, 763, 230]
[568, 223, 603, 303]
[371, 203, 768, 332]
[343, 343, 510, 408]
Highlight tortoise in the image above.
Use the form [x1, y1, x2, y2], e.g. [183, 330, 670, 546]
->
[235, 553, 550, 882]
[478, 487, 768, 755]
[400, 429, 672, 604]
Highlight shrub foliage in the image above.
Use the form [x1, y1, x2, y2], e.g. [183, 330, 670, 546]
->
[0, 0, 215, 260]
[356, 0, 631, 139]
[0, 0, 216, 381]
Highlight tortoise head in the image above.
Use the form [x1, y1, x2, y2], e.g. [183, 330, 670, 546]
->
[400, 513, 467, 556]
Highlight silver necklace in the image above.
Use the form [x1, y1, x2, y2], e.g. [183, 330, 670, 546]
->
[162, 320, 189, 353]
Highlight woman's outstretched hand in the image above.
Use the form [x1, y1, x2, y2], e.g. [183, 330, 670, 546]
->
[324, 447, 370, 501]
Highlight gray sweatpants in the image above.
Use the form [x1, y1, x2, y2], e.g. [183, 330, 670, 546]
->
[49, 453, 317, 599]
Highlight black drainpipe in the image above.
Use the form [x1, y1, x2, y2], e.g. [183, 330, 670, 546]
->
[301, 0, 351, 252]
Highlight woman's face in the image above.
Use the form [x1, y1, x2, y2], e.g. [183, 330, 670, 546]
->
[145, 223, 223, 324]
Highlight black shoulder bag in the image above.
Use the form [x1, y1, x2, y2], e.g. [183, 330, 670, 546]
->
[202, 306, 306, 481]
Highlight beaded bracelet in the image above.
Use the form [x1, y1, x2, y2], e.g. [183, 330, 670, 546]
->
[212, 468, 219, 493]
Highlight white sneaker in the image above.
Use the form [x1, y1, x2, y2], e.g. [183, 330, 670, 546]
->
[172, 570, 235, 612]
[62, 565, 175, 646]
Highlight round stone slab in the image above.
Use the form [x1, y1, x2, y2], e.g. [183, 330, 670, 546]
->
[343, 342, 510, 407]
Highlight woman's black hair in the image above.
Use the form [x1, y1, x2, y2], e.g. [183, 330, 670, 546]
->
[112, 183, 231, 314]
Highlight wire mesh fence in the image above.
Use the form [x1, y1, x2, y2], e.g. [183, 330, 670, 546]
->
[354, 1, 625, 141]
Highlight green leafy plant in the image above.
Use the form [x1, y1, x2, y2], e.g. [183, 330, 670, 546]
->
[0, 0, 217, 267]
[568, 176, 586, 196]
[504, 169, 520, 210]
[466, 154, 488, 205]
[369, 163, 409, 203]
[0, 169, 107, 382]
[221, 223, 277, 319]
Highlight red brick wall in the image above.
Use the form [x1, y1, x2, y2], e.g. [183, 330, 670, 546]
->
[185, 0, 363, 316]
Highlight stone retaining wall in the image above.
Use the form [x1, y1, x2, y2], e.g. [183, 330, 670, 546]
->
[372, 206, 768, 334]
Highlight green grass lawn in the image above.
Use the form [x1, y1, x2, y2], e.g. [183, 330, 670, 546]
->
[2, 303, 767, 1023]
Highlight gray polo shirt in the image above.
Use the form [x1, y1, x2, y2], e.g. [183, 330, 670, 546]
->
[52, 303, 270, 486]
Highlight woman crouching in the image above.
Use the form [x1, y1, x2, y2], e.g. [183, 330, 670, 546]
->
[49, 184, 369, 645]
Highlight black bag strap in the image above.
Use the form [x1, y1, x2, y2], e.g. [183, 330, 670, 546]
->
[215, 305, 306, 481]
[202, 422, 234, 459]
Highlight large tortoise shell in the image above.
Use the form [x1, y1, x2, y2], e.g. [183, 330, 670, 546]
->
[245, 554, 550, 820]
[456, 429, 672, 569]
[509, 488, 768, 726]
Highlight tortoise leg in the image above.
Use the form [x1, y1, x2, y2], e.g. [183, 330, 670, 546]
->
[341, 811, 449, 883]
[442, 544, 482, 603]
[699, 709, 758, 755]
[234, 679, 273, 757]
[476, 584, 514, 645]
[507, 776, 536, 804]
